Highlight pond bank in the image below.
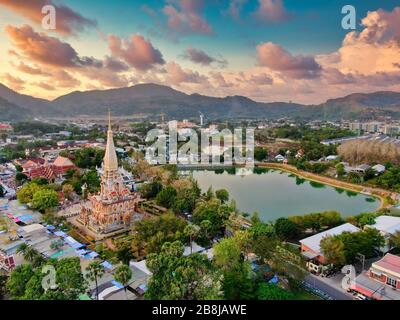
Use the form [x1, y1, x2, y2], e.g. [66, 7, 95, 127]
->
[257, 162, 390, 211]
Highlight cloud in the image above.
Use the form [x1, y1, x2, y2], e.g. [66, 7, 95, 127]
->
[318, 7, 400, 76]
[108, 34, 165, 71]
[254, 0, 292, 23]
[13, 61, 49, 76]
[103, 56, 129, 72]
[248, 73, 274, 85]
[345, 7, 400, 45]
[0, 0, 97, 36]
[34, 81, 55, 91]
[5, 24, 88, 67]
[3, 73, 25, 91]
[209, 71, 234, 87]
[257, 42, 321, 79]
[227, 0, 247, 21]
[165, 61, 208, 85]
[51, 70, 80, 88]
[141, 4, 157, 17]
[182, 47, 227, 67]
[163, 0, 212, 35]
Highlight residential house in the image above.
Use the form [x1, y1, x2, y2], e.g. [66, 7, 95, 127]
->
[366, 216, 400, 252]
[275, 154, 285, 162]
[351, 254, 400, 300]
[300, 223, 361, 274]
[372, 164, 386, 175]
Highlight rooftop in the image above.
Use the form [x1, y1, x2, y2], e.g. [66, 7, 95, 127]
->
[300, 223, 360, 254]
[372, 253, 400, 276]
[369, 216, 400, 235]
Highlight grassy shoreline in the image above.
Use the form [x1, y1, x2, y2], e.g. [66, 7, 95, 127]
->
[256, 162, 392, 211]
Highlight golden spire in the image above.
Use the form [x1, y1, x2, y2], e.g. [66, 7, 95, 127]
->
[103, 110, 118, 172]
[108, 109, 111, 131]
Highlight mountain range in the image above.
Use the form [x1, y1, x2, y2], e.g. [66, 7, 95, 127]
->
[1, 83, 400, 122]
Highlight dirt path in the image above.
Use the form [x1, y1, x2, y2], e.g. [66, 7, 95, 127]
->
[257, 162, 393, 211]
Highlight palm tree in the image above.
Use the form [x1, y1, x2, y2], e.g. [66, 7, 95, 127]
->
[200, 220, 212, 244]
[184, 224, 200, 254]
[85, 261, 106, 300]
[114, 265, 133, 300]
[24, 246, 40, 263]
[16, 243, 28, 255]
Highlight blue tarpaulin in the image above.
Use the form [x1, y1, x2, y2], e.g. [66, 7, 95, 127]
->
[18, 215, 34, 223]
[268, 275, 279, 284]
[54, 231, 67, 237]
[87, 251, 99, 259]
[65, 236, 84, 249]
[46, 225, 56, 230]
[112, 280, 124, 289]
[101, 261, 113, 270]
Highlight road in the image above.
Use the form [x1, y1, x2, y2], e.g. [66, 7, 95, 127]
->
[304, 274, 353, 300]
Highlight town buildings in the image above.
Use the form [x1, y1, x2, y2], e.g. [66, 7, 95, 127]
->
[15, 155, 77, 181]
[351, 254, 400, 300]
[300, 223, 361, 274]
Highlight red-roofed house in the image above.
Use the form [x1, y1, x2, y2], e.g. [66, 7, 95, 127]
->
[0, 123, 12, 132]
[52, 156, 76, 175]
[15, 157, 46, 172]
[17, 156, 76, 182]
[351, 254, 400, 300]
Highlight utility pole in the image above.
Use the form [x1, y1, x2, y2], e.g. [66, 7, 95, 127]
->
[356, 253, 365, 272]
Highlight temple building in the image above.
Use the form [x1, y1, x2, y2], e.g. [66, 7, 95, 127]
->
[78, 113, 140, 239]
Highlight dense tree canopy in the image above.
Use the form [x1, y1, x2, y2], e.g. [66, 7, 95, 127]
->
[146, 241, 223, 300]
[134, 213, 188, 254]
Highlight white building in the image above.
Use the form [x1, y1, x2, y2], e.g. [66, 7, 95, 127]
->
[366, 216, 400, 252]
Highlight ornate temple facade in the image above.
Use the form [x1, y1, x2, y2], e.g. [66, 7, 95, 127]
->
[78, 114, 140, 237]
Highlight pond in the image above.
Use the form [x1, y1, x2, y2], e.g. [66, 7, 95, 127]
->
[185, 167, 379, 222]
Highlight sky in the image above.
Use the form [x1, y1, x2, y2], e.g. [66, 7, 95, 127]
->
[0, 0, 399, 104]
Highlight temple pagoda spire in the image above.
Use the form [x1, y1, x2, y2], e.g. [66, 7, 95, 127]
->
[103, 110, 118, 172]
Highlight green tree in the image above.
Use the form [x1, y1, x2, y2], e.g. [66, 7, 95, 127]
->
[6, 264, 35, 299]
[116, 241, 134, 265]
[184, 224, 200, 254]
[215, 189, 229, 203]
[146, 241, 223, 300]
[274, 218, 299, 240]
[355, 213, 377, 227]
[62, 184, 74, 200]
[336, 163, 346, 178]
[213, 237, 256, 299]
[0, 184, 4, 198]
[15, 172, 29, 185]
[155, 186, 177, 208]
[320, 235, 346, 266]
[389, 231, 400, 249]
[135, 213, 188, 254]
[257, 283, 294, 300]
[32, 189, 59, 212]
[193, 199, 232, 240]
[54, 257, 86, 300]
[348, 172, 362, 184]
[85, 261, 105, 300]
[254, 147, 268, 162]
[0, 274, 7, 299]
[114, 265, 133, 299]
[17, 182, 42, 204]
[50, 239, 63, 252]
